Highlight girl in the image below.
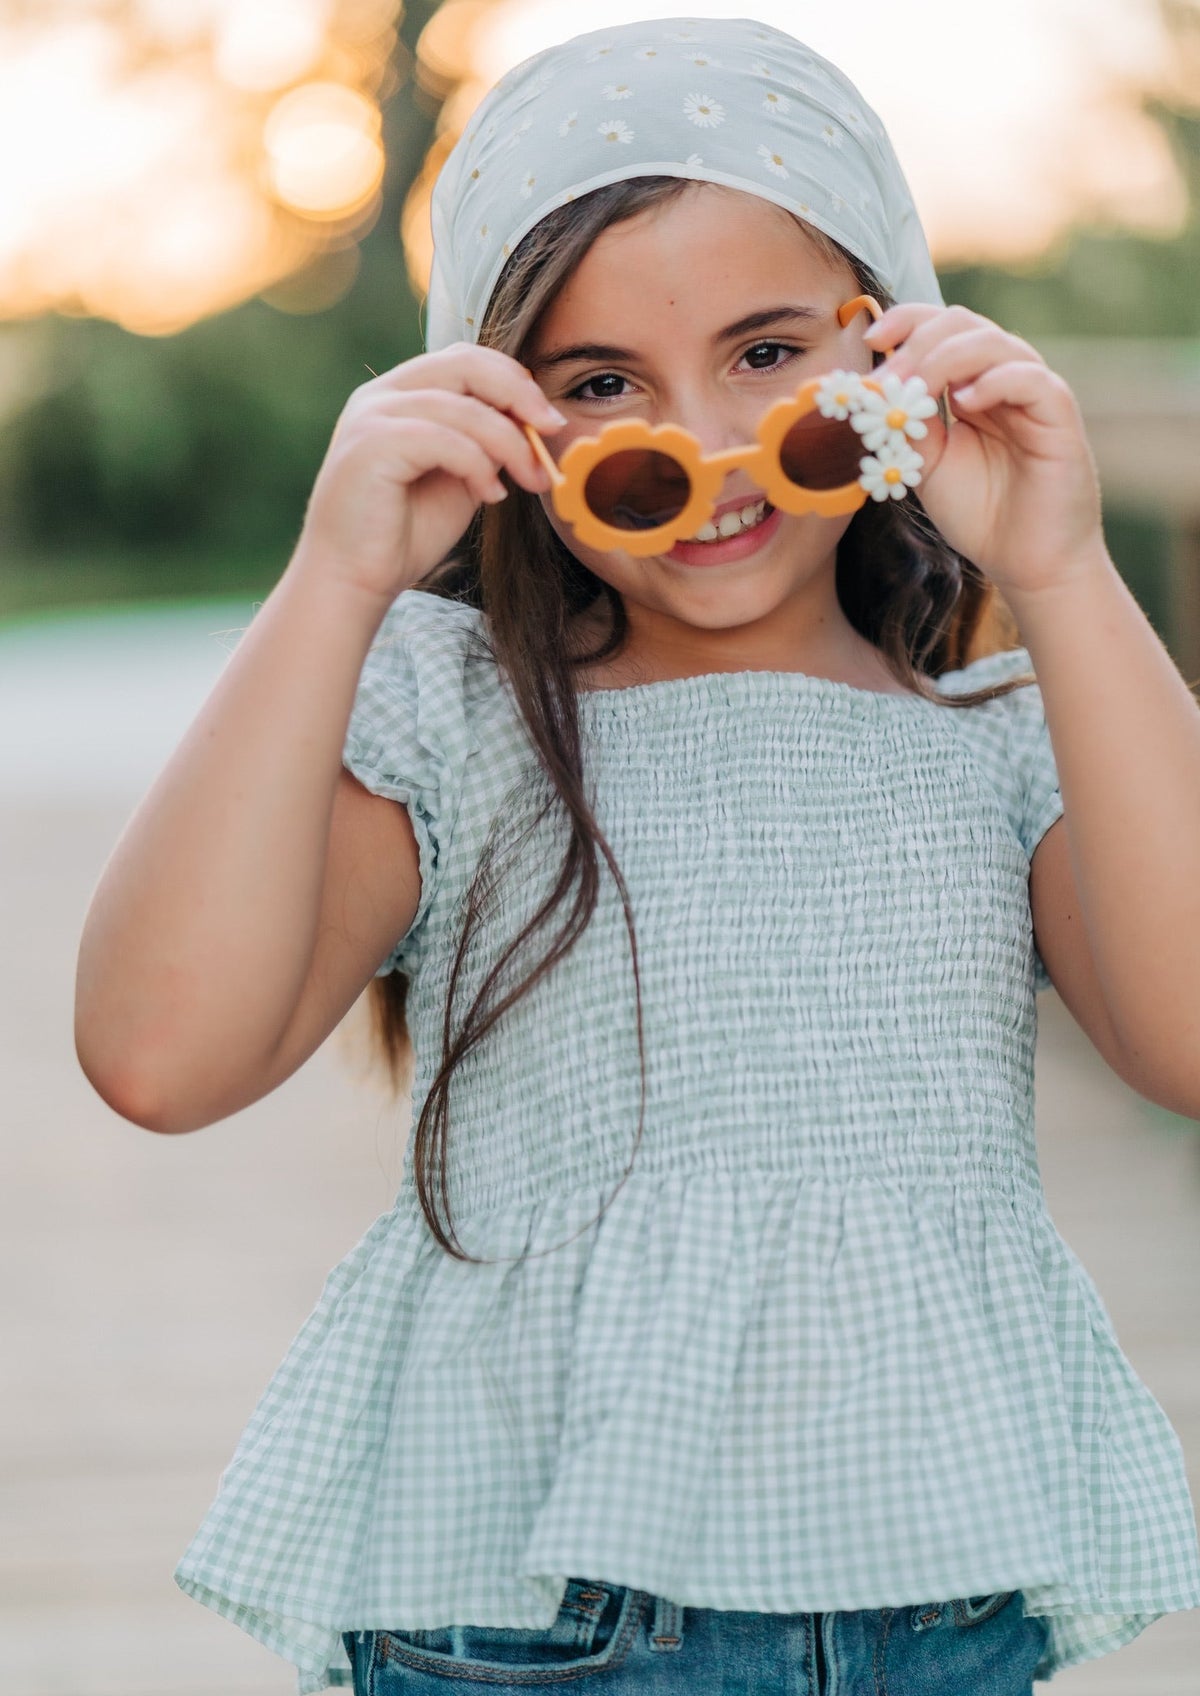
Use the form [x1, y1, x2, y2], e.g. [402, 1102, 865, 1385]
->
[75, 17, 1200, 1695]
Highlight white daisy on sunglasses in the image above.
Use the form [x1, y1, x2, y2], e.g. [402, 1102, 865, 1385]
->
[850, 373, 939, 452]
[857, 438, 925, 502]
[814, 369, 870, 420]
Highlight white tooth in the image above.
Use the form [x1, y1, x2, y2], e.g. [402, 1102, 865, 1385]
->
[717, 510, 743, 537]
[693, 521, 719, 542]
[740, 504, 759, 525]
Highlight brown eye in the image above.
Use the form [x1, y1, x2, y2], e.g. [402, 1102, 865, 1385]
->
[741, 342, 803, 372]
[568, 373, 630, 402]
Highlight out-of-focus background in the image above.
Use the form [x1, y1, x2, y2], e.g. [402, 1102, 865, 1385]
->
[1, 1, 1198, 1692]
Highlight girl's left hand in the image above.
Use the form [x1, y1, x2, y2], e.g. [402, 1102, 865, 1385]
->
[864, 302, 1105, 596]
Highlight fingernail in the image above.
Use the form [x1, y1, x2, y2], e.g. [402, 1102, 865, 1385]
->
[543, 405, 568, 427]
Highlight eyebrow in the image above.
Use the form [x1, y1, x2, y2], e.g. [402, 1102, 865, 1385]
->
[527, 304, 827, 373]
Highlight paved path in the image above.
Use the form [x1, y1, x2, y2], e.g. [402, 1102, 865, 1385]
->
[3, 788, 1198, 1696]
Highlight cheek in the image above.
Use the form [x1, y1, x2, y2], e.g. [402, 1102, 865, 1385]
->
[540, 496, 624, 583]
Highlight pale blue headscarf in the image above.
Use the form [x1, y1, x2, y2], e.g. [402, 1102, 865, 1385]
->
[423, 15, 943, 352]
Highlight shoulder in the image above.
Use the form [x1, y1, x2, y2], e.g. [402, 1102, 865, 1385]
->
[932, 644, 1038, 701]
[932, 644, 1062, 863]
[367, 588, 492, 669]
[344, 591, 501, 790]
[358, 590, 499, 727]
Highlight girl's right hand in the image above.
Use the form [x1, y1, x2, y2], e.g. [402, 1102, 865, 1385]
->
[293, 343, 566, 604]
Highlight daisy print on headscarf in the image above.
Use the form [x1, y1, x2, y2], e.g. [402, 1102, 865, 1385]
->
[424, 15, 944, 353]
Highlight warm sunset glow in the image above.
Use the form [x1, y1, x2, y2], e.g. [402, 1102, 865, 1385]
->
[0, 0, 1190, 337]
[0, 0, 401, 335]
[214, 0, 331, 92]
[263, 82, 385, 217]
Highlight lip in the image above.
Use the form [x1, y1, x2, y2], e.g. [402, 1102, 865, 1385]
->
[666, 500, 782, 567]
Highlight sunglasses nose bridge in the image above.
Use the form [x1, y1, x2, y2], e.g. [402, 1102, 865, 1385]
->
[704, 445, 751, 475]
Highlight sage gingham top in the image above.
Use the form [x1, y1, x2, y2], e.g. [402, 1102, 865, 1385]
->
[174, 588, 1200, 1691]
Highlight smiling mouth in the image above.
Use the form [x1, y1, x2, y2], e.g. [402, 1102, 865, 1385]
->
[682, 498, 774, 543]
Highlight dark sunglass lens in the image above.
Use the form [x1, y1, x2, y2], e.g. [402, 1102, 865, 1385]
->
[583, 449, 692, 531]
[777, 409, 867, 491]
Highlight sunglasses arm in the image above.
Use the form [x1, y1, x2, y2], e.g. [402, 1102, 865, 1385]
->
[523, 422, 566, 488]
[840, 293, 898, 361]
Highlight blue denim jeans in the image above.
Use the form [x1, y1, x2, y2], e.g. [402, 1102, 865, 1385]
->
[342, 1576, 1051, 1692]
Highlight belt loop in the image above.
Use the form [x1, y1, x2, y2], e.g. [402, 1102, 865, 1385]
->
[648, 1593, 684, 1651]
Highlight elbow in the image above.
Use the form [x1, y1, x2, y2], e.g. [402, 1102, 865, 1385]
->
[74, 1024, 190, 1135]
[1108, 1025, 1200, 1124]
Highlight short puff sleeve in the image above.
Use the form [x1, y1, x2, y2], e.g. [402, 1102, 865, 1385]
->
[936, 644, 1065, 993]
[342, 590, 486, 979]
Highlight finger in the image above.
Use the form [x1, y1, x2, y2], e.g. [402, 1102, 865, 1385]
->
[861, 300, 943, 353]
[868, 303, 995, 374]
[365, 342, 566, 434]
[949, 360, 1074, 428]
[381, 416, 511, 507]
[873, 305, 986, 371]
[362, 388, 552, 493]
[880, 325, 1044, 396]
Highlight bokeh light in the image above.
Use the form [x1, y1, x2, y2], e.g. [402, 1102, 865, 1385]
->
[263, 81, 385, 217]
[0, 0, 402, 335]
[0, 0, 1191, 338]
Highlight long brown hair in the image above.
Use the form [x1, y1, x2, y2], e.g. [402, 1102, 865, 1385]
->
[363, 175, 1033, 1263]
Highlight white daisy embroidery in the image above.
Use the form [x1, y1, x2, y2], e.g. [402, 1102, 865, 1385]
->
[665, 27, 701, 41]
[603, 81, 634, 99]
[762, 88, 790, 113]
[820, 121, 845, 148]
[598, 117, 634, 144]
[681, 51, 719, 68]
[558, 111, 578, 136]
[684, 152, 704, 166]
[749, 60, 773, 78]
[478, 222, 488, 241]
[849, 374, 939, 452]
[683, 92, 724, 128]
[815, 370, 870, 421]
[829, 190, 846, 213]
[585, 42, 616, 61]
[858, 439, 924, 502]
[519, 171, 536, 198]
[634, 46, 660, 60]
[756, 142, 788, 178]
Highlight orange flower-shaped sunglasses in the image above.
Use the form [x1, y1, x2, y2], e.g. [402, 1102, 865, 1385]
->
[522, 295, 919, 556]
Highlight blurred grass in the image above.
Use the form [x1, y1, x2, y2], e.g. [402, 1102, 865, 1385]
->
[0, 545, 282, 628]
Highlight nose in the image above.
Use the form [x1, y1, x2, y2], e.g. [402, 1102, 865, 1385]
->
[664, 389, 747, 458]
[663, 391, 768, 507]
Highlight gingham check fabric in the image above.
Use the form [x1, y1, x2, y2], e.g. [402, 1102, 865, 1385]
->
[174, 590, 1200, 1692]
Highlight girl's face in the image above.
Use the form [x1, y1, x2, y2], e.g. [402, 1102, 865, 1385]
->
[523, 182, 879, 672]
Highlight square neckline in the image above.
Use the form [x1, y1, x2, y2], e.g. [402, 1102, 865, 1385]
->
[574, 667, 935, 706]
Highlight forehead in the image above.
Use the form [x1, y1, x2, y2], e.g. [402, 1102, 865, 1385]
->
[531, 185, 851, 341]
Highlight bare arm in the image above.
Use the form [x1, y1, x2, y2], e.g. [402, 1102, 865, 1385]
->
[74, 556, 416, 1132]
[74, 342, 563, 1132]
